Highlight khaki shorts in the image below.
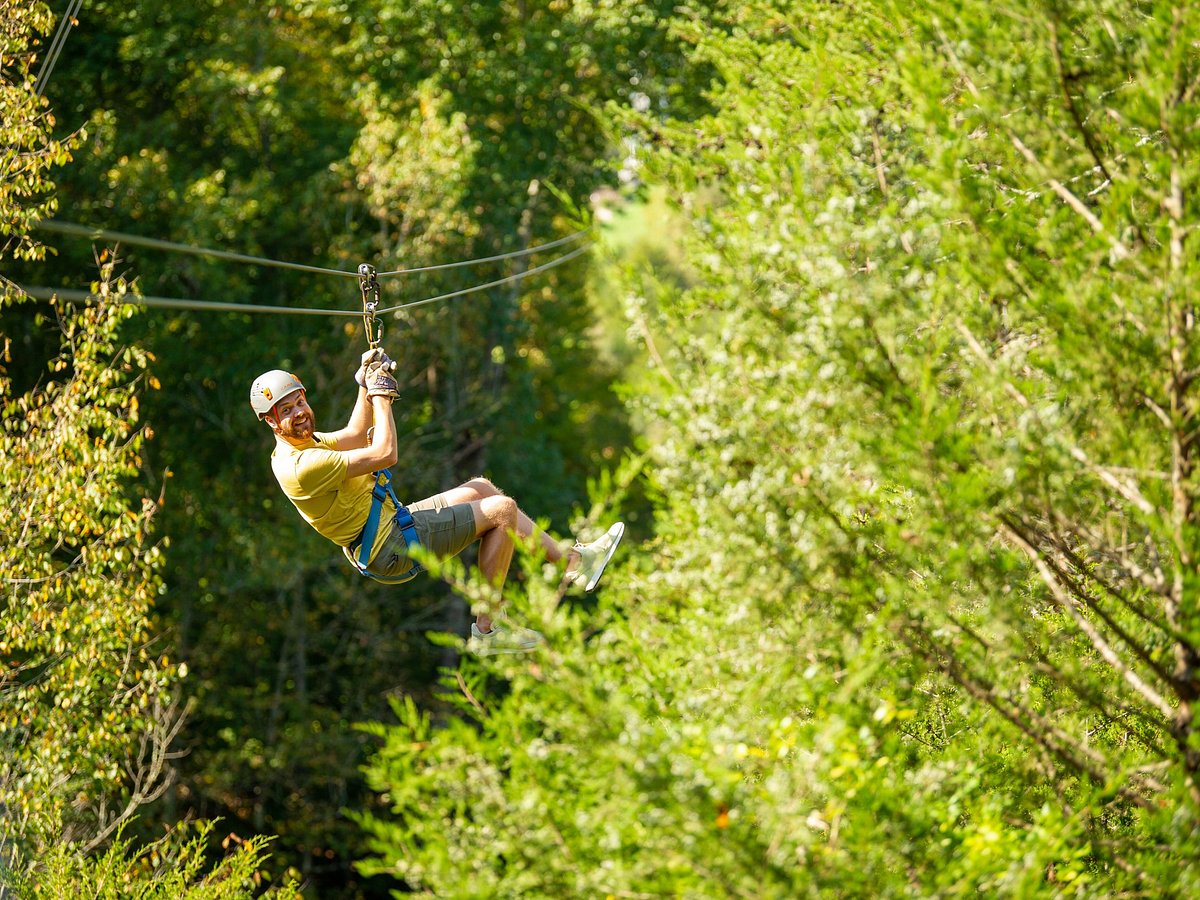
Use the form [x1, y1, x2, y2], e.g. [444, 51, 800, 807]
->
[359, 494, 478, 581]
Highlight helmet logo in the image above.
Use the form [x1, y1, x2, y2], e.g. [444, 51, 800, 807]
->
[262, 387, 273, 401]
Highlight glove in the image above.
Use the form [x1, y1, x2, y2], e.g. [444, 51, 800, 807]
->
[365, 358, 401, 400]
[355, 348, 396, 387]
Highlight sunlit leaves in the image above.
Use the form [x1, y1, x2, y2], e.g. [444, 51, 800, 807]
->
[8, 821, 300, 899]
[0, 276, 180, 855]
[357, 0, 1200, 895]
[0, 0, 80, 262]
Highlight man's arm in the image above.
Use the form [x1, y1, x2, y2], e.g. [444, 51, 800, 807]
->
[325, 386, 373, 450]
[326, 349, 394, 449]
[341, 396, 398, 478]
[342, 353, 403, 477]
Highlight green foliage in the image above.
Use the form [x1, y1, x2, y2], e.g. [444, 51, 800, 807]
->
[5, 0, 710, 892]
[357, 0, 1200, 895]
[26, 0, 1199, 894]
[1, 8, 298, 893]
[0, 273, 293, 892]
[0, 0, 80, 263]
[0, 268, 184, 847]
[4, 822, 300, 900]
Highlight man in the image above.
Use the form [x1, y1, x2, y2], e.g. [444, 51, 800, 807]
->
[249, 350, 624, 655]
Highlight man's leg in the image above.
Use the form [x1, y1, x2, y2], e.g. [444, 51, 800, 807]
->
[421, 477, 568, 563]
[410, 477, 583, 635]
[469, 494, 518, 634]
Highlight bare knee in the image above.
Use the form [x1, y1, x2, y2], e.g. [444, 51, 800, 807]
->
[492, 495, 518, 528]
[476, 495, 518, 533]
[463, 476, 503, 500]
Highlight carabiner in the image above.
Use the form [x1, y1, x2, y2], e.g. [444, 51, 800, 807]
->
[358, 263, 383, 349]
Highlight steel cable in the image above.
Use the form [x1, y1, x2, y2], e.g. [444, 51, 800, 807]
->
[376, 242, 592, 314]
[16, 239, 590, 317]
[38, 219, 592, 280]
[36, 220, 361, 278]
[18, 286, 356, 317]
[375, 228, 590, 276]
[34, 0, 84, 96]
[1, 0, 84, 183]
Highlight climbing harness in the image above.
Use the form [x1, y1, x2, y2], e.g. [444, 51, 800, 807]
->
[27, 221, 593, 589]
[347, 469, 424, 585]
[358, 263, 383, 349]
[349, 264, 414, 582]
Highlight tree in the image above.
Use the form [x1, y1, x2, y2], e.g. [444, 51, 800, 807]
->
[1, 0, 170, 859]
[1, 6, 295, 893]
[0, 0, 77, 267]
[356, 1, 1200, 895]
[6, 822, 298, 900]
[0, 271, 302, 893]
[8, 2, 704, 891]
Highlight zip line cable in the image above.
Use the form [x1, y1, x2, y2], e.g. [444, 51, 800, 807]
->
[1, 0, 83, 183]
[17, 240, 591, 318]
[375, 229, 589, 277]
[36, 219, 592, 279]
[18, 5, 590, 290]
[375, 242, 591, 314]
[34, 0, 84, 96]
[36, 220, 361, 279]
[19, 287, 354, 317]
[13, 7, 595, 350]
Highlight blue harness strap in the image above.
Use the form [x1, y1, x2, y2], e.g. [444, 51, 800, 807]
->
[349, 469, 423, 584]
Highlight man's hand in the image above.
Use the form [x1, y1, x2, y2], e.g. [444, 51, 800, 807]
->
[365, 359, 401, 400]
[355, 348, 397, 387]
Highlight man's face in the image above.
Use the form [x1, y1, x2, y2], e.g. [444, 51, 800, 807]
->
[266, 389, 315, 443]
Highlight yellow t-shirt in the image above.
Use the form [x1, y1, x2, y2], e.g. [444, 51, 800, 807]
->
[270, 432, 395, 562]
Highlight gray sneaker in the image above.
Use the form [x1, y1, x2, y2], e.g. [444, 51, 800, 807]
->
[467, 621, 544, 656]
[565, 522, 625, 592]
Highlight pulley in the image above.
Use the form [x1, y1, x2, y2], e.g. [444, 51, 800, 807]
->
[358, 263, 383, 349]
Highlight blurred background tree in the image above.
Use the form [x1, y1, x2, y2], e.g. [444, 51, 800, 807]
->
[356, 0, 1200, 896]
[12, 0, 1198, 896]
[5, 0, 711, 894]
[0, 10, 297, 886]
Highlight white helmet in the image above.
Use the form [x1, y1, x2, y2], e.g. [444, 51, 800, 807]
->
[250, 369, 304, 418]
